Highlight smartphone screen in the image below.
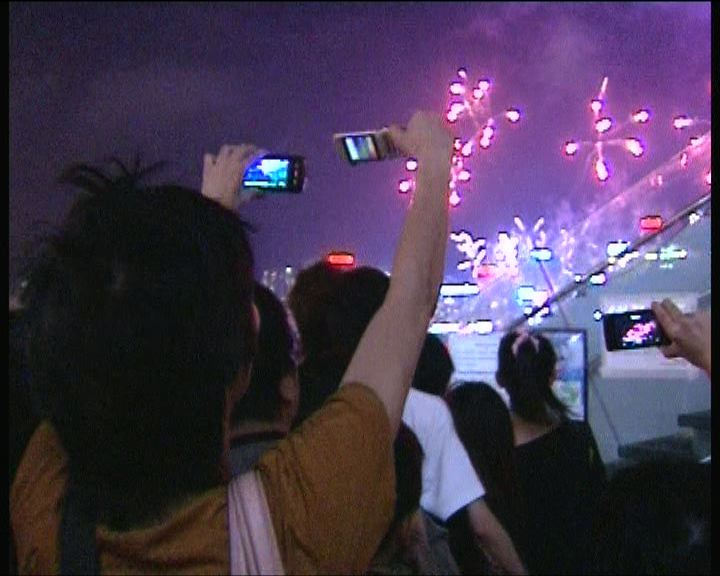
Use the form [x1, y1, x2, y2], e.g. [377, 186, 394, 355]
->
[335, 130, 400, 165]
[242, 156, 304, 192]
[603, 309, 670, 351]
[342, 134, 380, 163]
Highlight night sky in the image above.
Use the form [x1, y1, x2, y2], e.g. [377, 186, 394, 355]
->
[9, 2, 712, 287]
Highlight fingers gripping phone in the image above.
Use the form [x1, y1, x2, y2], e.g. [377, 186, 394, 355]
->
[333, 129, 402, 164]
[602, 309, 671, 351]
[242, 155, 305, 193]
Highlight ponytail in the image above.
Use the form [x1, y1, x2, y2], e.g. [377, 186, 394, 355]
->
[496, 331, 568, 425]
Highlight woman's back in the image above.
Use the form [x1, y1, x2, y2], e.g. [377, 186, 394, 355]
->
[496, 330, 606, 575]
[514, 419, 605, 575]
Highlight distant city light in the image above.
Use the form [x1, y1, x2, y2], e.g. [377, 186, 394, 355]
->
[530, 247, 554, 262]
[516, 285, 536, 302]
[326, 251, 355, 267]
[607, 240, 630, 258]
[639, 215, 663, 232]
[428, 322, 462, 334]
[464, 320, 494, 334]
[659, 246, 687, 261]
[589, 272, 607, 285]
[439, 283, 481, 297]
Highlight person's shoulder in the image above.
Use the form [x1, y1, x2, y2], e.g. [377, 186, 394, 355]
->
[407, 388, 448, 411]
[561, 419, 596, 443]
[404, 389, 451, 427]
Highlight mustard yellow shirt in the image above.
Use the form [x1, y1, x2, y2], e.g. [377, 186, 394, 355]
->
[10, 382, 395, 574]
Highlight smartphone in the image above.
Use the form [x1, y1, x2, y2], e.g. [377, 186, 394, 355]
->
[602, 309, 671, 351]
[333, 129, 402, 164]
[242, 155, 305, 193]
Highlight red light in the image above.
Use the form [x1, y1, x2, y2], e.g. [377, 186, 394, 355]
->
[639, 215, 663, 232]
[326, 252, 355, 267]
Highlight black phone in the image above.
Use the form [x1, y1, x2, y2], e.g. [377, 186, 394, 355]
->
[242, 155, 305, 193]
[602, 309, 671, 351]
[333, 129, 402, 164]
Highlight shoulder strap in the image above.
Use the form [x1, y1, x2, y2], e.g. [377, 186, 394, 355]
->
[227, 470, 284, 575]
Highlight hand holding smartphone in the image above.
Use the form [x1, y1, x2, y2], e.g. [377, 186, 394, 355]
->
[241, 155, 305, 193]
[602, 309, 671, 351]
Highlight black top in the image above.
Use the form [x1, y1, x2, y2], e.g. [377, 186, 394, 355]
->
[515, 420, 606, 575]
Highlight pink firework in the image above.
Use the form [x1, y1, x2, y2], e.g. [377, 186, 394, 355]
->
[563, 76, 651, 183]
[399, 67, 523, 205]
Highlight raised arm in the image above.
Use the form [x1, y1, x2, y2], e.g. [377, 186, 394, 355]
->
[652, 299, 712, 379]
[467, 499, 528, 575]
[340, 111, 453, 434]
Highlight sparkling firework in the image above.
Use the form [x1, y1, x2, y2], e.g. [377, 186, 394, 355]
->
[399, 68, 522, 205]
[563, 76, 651, 182]
[671, 113, 711, 172]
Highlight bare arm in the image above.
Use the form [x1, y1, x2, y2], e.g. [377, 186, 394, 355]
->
[467, 499, 527, 575]
[652, 299, 711, 379]
[340, 111, 453, 434]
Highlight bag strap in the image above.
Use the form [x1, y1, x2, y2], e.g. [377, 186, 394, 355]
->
[227, 470, 285, 575]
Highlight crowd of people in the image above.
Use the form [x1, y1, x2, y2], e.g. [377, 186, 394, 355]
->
[9, 110, 711, 575]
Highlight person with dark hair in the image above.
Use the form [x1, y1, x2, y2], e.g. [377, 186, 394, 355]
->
[11, 110, 455, 574]
[446, 382, 527, 574]
[288, 263, 367, 427]
[368, 423, 442, 575]
[287, 259, 344, 363]
[226, 282, 300, 476]
[293, 263, 525, 574]
[496, 330, 606, 575]
[590, 459, 711, 575]
[412, 334, 454, 398]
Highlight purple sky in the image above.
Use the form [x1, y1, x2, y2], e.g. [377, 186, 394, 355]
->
[9, 2, 712, 286]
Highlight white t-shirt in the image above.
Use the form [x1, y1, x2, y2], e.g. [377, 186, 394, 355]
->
[402, 388, 485, 521]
